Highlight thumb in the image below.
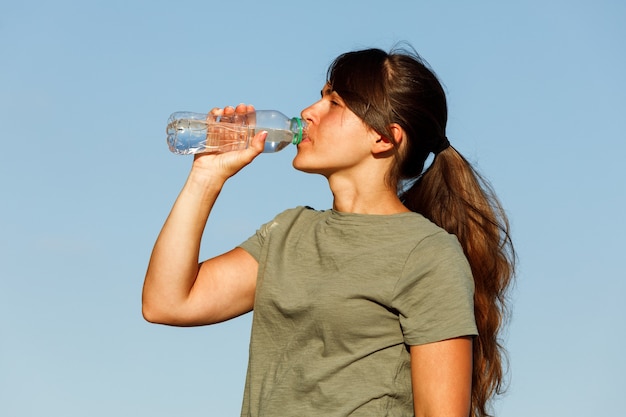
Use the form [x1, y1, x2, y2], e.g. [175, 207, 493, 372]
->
[249, 130, 268, 153]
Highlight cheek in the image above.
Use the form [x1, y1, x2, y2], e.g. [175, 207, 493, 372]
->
[292, 140, 336, 172]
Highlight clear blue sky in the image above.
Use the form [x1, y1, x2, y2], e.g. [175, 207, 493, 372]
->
[1, 1, 624, 416]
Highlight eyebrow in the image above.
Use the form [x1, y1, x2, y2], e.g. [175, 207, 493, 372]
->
[320, 85, 333, 97]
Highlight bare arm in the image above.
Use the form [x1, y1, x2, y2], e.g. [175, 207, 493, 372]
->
[142, 104, 265, 326]
[410, 337, 473, 417]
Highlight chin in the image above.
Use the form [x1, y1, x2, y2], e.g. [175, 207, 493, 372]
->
[292, 155, 322, 175]
[292, 152, 305, 170]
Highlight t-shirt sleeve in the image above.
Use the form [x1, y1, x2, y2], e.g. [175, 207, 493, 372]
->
[392, 231, 478, 346]
[238, 219, 272, 262]
[237, 206, 308, 262]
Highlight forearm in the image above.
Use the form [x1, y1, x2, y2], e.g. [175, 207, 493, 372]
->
[142, 104, 265, 324]
[142, 169, 226, 321]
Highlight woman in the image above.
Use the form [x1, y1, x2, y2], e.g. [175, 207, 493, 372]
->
[143, 46, 515, 417]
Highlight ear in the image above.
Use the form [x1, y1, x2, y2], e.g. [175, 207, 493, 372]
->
[372, 123, 404, 154]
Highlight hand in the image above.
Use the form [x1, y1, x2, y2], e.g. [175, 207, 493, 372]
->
[190, 104, 267, 183]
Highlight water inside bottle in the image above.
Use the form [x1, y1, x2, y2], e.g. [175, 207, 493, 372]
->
[256, 128, 293, 152]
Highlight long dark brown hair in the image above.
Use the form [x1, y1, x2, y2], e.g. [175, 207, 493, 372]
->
[327, 46, 516, 417]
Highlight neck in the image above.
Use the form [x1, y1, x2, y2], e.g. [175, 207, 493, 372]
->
[328, 175, 409, 215]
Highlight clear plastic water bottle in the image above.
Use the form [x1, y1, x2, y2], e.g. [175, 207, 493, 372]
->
[166, 110, 306, 155]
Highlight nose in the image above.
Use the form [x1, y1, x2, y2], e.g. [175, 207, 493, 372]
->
[301, 101, 317, 124]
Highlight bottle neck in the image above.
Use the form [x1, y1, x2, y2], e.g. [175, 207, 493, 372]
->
[290, 117, 307, 145]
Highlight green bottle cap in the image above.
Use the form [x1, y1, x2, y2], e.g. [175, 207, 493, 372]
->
[291, 117, 304, 145]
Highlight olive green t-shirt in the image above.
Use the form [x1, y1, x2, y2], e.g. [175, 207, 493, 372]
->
[238, 206, 477, 417]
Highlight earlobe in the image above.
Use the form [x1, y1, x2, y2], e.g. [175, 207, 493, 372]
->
[372, 124, 404, 154]
[372, 135, 395, 154]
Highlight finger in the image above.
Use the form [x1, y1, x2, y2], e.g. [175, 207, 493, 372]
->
[223, 105, 236, 115]
[234, 103, 248, 115]
[219, 105, 238, 124]
[235, 103, 256, 126]
[233, 103, 255, 125]
[208, 107, 222, 122]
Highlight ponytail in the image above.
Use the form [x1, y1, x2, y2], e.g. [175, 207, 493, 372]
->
[401, 146, 516, 417]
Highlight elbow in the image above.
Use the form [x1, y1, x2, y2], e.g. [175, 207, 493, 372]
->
[141, 297, 173, 325]
[142, 297, 194, 326]
[141, 283, 176, 324]
[142, 301, 162, 324]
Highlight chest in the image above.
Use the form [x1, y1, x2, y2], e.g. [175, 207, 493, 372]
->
[253, 222, 414, 339]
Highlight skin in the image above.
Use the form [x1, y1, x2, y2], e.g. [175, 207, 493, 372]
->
[142, 92, 472, 415]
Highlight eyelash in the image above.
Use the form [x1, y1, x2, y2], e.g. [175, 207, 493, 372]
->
[328, 94, 344, 106]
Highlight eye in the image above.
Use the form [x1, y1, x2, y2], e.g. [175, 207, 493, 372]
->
[329, 94, 344, 107]
[321, 86, 344, 107]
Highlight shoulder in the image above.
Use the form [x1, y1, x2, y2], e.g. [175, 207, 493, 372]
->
[252, 206, 327, 237]
[390, 212, 464, 256]
[399, 213, 465, 256]
[276, 205, 323, 219]
[269, 205, 328, 226]
[396, 216, 473, 294]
